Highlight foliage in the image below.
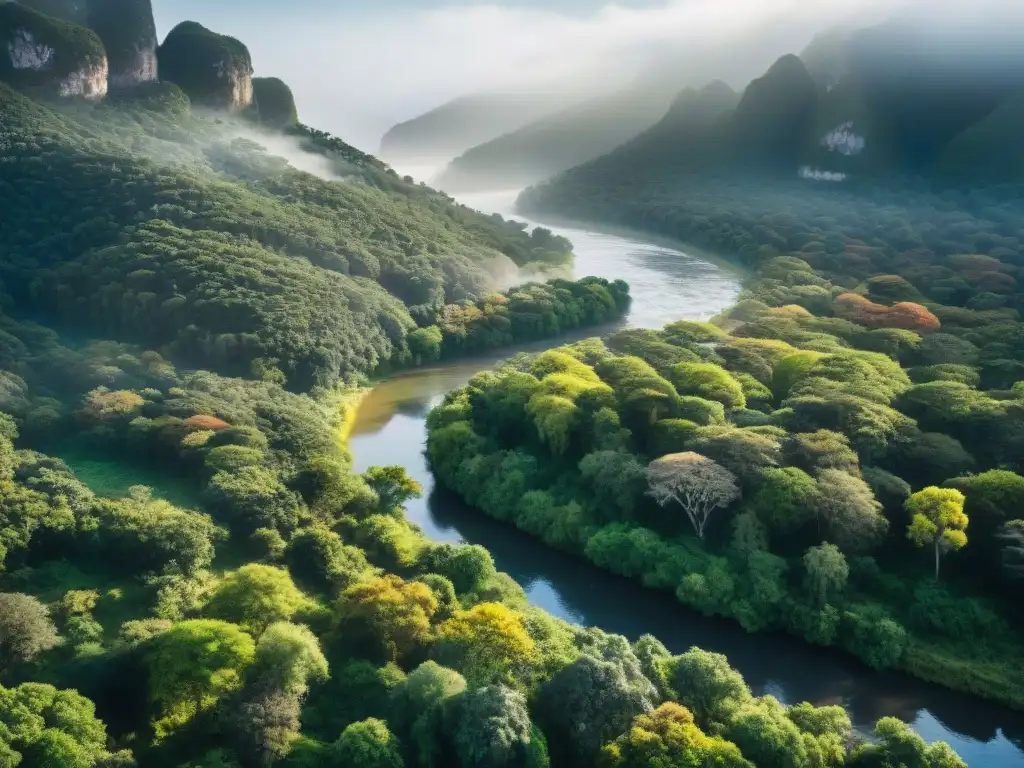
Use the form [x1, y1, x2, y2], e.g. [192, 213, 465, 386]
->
[646, 453, 740, 539]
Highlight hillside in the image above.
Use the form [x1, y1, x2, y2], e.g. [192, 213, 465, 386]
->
[378, 88, 571, 167]
[434, 81, 677, 192]
[521, 16, 1024, 212]
[0, 67, 577, 389]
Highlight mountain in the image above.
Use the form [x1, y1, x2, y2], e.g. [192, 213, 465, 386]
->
[434, 78, 679, 193]
[936, 89, 1024, 183]
[252, 75, 298, 128]
[521, 14, 1024, 212]
[13, 0, 157, 89]
[87, 0, 157, 89]
[0, 28, 576, 391]
[378, 89, 571, 166]
[157, 21, 253, 111]
[0, 1, 107, 98]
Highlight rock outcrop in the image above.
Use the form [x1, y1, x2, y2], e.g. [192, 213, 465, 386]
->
[252, 76, 297, 128]
[157, 21, 253, 111]
[1, 1, 107, 99]
[87, 0, 157, 90]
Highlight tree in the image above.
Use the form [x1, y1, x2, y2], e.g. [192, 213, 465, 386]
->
[783, 430, 859, 474]
[363, 466, 423, 515]
[746, 467, 818, 538]
[434, 603, 537, 686]
[286, 525, 374, 593]
[687, 428, 781, 487]
[537, 654, 656, 765]
[646, 453, 740, 539]
[803, 544, 849, 606]
[205, 564, 309, 636]
[334, 718, 404, 768]
[814, 470, 887, 554]
[996, 520, 1024, 582]
[848, 717, 965, 768]
[147, 619, 256, 735]
[0, 593, 60, 673]
[232, 622, 328, 766]
[579, 450, 647, 522]
[669, 362, 746, 409]
[335, 575, 437, 663]
[905, 487, 969, 579]
[391, 661, 467, 768]
[663, 648, 752, 728]
[204, 466, 303, 536]
[599, 702, 751, 768]
[445, 685, 549, 768]
[0, 682, 125, 768]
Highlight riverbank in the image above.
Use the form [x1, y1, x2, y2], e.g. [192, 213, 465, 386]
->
[346, 210, 1024, 765]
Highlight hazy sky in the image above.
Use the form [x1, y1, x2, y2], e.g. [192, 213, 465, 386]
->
[150, 0, 898, 151]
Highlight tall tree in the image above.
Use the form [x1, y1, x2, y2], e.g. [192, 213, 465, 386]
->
[905, 487, 969, 579]
[646, 452, 740, 538]
[0, 593, 60, 674]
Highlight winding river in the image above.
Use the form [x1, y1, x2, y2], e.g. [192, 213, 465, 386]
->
[350, 189, 1024, 765]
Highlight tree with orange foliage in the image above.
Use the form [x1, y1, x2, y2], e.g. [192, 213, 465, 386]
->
[833, 294, 940, 333]
[183, 414, 231, 432]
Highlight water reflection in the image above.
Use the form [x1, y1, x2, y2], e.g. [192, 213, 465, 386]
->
[348, 190, 1024, 766]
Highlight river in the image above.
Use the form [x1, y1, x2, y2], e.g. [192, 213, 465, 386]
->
[349, 188, 1024, 765]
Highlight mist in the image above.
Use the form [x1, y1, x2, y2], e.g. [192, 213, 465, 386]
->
[151, 0, 889, 152]
[151, 0, 1024, 154]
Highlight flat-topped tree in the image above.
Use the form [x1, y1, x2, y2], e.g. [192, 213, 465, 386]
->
[253, 75, 298, 129]
[157, 20, 253, 111]
[87, 0, 157, 89]
[0, 1, 107, 99]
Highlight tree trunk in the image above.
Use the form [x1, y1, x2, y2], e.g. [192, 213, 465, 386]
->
[934, 540, 940, 580]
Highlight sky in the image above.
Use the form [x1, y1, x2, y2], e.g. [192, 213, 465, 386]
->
[149, 0, 937, 152]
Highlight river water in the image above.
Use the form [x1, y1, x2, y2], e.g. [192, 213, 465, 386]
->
[350, 188, 1024, 765]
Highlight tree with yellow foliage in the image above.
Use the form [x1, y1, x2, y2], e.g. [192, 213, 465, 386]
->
[906, 487, 968, 579]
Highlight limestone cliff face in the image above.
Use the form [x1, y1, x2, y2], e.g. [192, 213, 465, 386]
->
[1, 1, 107, 99]
[87, 0, 158, 90]
[157, 21, 253, 111]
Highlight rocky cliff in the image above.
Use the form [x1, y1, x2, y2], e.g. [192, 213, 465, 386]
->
[157, 20, 252, 111]
[1, 1, 107, 99]
[252, 75, 297, 128]
[88, 0, 156, 90]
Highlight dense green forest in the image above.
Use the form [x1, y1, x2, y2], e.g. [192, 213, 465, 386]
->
[0, 310, 966, 767]
[436, 13, 1024, 714]
[0, 75, 600, 388]
[0, 1, 987, 765]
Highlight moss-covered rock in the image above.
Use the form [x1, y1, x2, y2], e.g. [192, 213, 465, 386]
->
[253, 76, 297, 128]
[157, 20, 253, 111]
[0, 1, 107, 99]
[87, 0, 156, 90]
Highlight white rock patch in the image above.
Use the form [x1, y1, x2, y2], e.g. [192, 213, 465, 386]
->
[59, 59, 108, 100]
[821, 121, 866, 156]
[8, 29, 54, 70]
[799, 166, 847, 182]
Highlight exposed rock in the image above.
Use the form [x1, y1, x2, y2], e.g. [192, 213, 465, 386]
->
[87, 0, 157, 90]
[1, 1, 107, 99]
[157, 20, 253, 111]
[252, 75, 297, 128]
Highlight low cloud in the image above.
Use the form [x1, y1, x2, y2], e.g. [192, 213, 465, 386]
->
[154, 0, 1020, 152]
